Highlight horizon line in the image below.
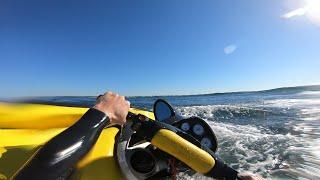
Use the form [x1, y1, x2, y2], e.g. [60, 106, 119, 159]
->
[3, 84, 320, 99]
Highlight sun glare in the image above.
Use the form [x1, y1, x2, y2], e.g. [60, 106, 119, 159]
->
[305, 0, 320, 23]
[282, 0, 320, 25]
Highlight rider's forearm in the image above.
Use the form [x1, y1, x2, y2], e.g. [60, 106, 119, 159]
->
[206, 156, 239, 180]
[13, 108, 109, 180]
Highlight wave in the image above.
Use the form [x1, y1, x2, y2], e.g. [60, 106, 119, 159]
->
[175, 105, 289, 132]
[176, 105, 320, 179]
[177, 105, 276, 119]
[297, 91, 320, 96]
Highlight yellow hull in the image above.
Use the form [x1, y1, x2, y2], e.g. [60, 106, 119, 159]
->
[0, 103, 154, 180]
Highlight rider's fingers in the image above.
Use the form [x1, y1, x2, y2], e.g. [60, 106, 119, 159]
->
[105, 91, 115, 97]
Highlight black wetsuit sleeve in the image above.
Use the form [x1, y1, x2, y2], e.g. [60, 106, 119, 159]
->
[206, 158, 239, 180]
[203, 149, 240, 180]
[13, 108, 110, 180]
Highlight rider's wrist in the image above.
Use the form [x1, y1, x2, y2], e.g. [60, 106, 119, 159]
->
[93, 103, 106, 114]
[84, 108, 110, 127]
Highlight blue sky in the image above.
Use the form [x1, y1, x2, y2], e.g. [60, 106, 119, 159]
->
[1, 0, 320, 97]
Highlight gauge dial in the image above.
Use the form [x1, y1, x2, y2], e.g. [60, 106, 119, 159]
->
[192, 124, 204, 136]
[201, 137, 212, 148]
[181, 122, 190, 131]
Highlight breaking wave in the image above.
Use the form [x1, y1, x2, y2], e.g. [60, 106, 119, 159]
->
[176, 104, 320, 179]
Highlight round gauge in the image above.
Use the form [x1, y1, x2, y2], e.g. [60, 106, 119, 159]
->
[192, 124, 204, 136]
[180, 122, 190, 131]
[201, 137, 212, 149]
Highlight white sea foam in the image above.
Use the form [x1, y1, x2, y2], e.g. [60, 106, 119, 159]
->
[297, 91, 320, 96]
[177, 104, 268, 120]
[262, 98, 320, 108]
[176, 104, 320, 179]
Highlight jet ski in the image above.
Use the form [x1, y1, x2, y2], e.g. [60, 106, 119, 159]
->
[0, 100, 239, 179]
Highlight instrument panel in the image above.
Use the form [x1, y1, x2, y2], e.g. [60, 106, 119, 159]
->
[173, 117, 218, 152]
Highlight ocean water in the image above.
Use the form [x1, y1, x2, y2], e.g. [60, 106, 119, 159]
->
[19, 85, 320, 179]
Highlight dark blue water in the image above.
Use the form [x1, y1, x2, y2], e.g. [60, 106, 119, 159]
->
[17, 85, 320, 179]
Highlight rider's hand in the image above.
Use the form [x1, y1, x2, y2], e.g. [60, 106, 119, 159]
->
[238, 172, 264, 180]
[93, 92, 130, 125]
